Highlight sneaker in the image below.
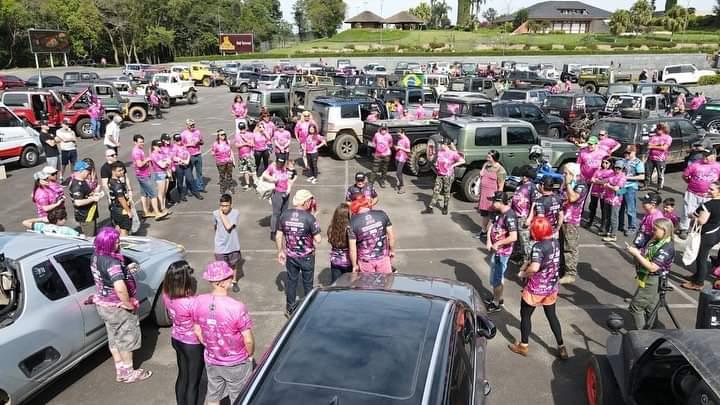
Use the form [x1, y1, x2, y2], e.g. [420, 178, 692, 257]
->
[306, 176, 314, 182]
[472, 231, 487, 240]
[397, 188, 405, 194]
[597, 231, 607, 237]
[311, 178, 317, 184]
[232, 282, 240, 293]
[379, 182, 386, 188]
[483, 297, 504, 306]
[487, 302, 503, 313]
[422, 207, 434, 214]
[243, 185, 249, 191]
[559, 274, 576, 284]
[441, 205, 449, 215]
[602, 235, 617, 242]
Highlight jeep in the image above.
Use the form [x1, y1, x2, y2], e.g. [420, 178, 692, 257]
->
[600, 93, 668, 117]
[62, 71, 99, 86]
[380, 87, 439, 117]
[659, 64, 716, 85]
[578, 65, 633, 93]
[363, 119, 441, 176]
[227, 70, 259, 93]
[73, 81, 148, 123]
[448, 77, 499, 99]
[151, 73, 198, 105]
[312, 97, 388, 160]
[543, 93, 607, 123]
[1, 89, 93, 138]
[246, 89, 291, 126]
[430, 117, 578, 201]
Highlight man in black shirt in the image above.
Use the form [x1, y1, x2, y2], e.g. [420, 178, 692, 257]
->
[108, 162, 133, 236]
[69, 160, 100, 236]
[345, 172, 379, 206]
[100, 149, 130, 200]
[39, 122, 59, 171]
[527, 176, 564, 236]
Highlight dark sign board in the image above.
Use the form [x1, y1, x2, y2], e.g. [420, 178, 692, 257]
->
[218, 33, 254, 53]
[28, 29, 71, 53]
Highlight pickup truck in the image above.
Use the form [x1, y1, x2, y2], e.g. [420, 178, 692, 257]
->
[429, 116, 578, 201]
[659, 64, 717, 85]
[600, 93, 668, 117]
[151, 73, 198, 105]
[363, 119, 440, 176]
[380, 87, 439, 118]
[578, 65, 633, 93]
[448, 77, 499, 99]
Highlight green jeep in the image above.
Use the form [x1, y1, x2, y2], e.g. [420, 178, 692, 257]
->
[578, 65, 633, 94]
[429, 117, 579, 202]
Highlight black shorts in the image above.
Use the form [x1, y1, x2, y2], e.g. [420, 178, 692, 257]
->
[111, 210, 132, 231]
[479, 209, 490, 217]
[61, 150, 78, 166]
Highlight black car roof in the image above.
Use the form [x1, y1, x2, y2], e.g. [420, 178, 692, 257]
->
[243, 288, 450, 405]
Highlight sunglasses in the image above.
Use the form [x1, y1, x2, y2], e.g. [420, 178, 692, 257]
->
[108, 154, 117, 157]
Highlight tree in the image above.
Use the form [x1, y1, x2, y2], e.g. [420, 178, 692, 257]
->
[664, 0, 678, 12]
[609, 9, 632, 35]
[457, 0, 471, 27]
[482, 7, 497, 23]
[630, 0, 653, 33]
[500, 21, 513, 33]
[45, 0, 102, 56]
[305, 0, 346, 38]
[513, 8, 528, 29]
[0, 0, 34, 67]
[409, 2, 432, 23]
[429, 0, 452, 28]
[663, 5, 689, 40]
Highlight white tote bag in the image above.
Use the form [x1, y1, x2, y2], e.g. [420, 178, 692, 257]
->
[682, 222, 702, 266]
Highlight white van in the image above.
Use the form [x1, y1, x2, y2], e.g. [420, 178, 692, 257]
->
[0, 104, 43, 167]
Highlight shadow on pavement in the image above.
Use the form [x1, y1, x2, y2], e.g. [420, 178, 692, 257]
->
[550, 345, 593, 405]
[25, 349, 110, 405]
[450, 212, 483, 234]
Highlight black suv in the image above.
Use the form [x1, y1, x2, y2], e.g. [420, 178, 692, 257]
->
[690, 102, 720, 133]
[235, 273, 496, 405]
[590, 113, 704, 163]
[506, 71, 556, 88]
[543, 93, 607, 123]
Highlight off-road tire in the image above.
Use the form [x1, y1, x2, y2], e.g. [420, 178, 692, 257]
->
[187, 92, 198, 104]
[408, 142, 431, 176]
[583, 82, 597, 93]
[152, 288, 171, 327]
[461, 168, 482, 202]
[128, 106, 147, 123]
[586, 355, 623, 405]
[332, 132, 358, 160]
[75, 118, 93, 139]
[202, 77, 211, 87]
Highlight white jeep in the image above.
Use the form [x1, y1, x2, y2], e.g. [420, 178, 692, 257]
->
[660, 64, 717, 85]
[151, 73, 198, 105]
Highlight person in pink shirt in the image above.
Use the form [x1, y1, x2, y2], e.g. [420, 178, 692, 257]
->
[160, 133, 178, 206]
[394, 129, 411, 194]
[633, 192, 665, 248]
[577, 136, 606, 182]
[564, 79, 572, 93]
[679, 149, 720, 236]
[272, 122, 291, 160]
[89, 97, 104, 140]
[234, 122, 255, 190]
[192, 261, 255, 405]
[585, 157, 612, 230]
[263, 155, 297, 241]
[150, 139, 172, 213]
[149, 88, 162, 119]
[597, 130, 620, 155]
[132, 135, 165, 218]
[162, 262, 203, 405]
[599, 160, 626, 242]
[31, 170, 65, 219]
[302, 124, 326, 184]
[180, 119, 206, 192]
[688, 92, 706, 112]
[253, 121, 272, 178]
[662, 198, 679, 227]
[211, 129, 235, 194]
[370, 124, 394, 188]
[259, 114, 276, 141]
[294, 111, 316, 171]
[366, 108, 379, 122]
[414, 102, 426, 120]
[231, 95, 247, 130]
[394, 99, 405, 119]
[645, 123, 672, 190]
[429, 140, 465, 215]
[173, 133, 203, 202]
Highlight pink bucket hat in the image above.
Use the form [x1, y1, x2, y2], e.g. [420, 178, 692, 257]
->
[203, 261, 234, 282]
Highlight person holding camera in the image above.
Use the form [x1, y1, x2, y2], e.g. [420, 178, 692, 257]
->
[527, 176, 564, 237]
[559, 163, 588, 284]
[634, 192, 665, 248]
[627, 218, 675, 329]
[263, 156, 296, 242]
[511, 166, 539, 265]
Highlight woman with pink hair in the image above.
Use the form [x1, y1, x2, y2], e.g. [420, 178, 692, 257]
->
[91, 227, 152, 383]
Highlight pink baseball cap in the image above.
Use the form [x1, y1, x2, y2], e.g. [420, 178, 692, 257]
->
[203, 261, 234, 282]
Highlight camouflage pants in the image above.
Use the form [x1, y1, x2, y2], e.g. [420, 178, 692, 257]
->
[432, 175, 454, 206]
[217, 162, 234, 193]
[370, 155, 390, 184]
[561, 223, 580, 276]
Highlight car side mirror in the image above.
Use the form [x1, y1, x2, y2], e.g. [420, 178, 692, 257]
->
[606, 313, 625, 334]
[476, 314, 496, 339]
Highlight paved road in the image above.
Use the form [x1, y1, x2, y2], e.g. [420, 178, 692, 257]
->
[0, 85, 703, 405]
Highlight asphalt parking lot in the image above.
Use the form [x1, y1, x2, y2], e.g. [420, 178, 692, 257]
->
[0, 85, 703, 405]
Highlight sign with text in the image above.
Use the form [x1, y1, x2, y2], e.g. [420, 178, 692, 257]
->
[218, 33, 254, 53]
[28, 29, 71, 54]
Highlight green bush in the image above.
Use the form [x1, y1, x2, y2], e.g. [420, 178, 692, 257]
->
[523, 44, 532, 50]
[538, 44, 553, 51]
[611, 43, 626, 49]
[344, 44, 355, 50]
[429, 42, 445, 49]
[628, 42, 644, 48]
[698, 74, 720, 85]
[588, 44, 599, 50]
[564, 44, 576, 50]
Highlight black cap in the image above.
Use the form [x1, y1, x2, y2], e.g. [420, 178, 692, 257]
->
[523, 165, 537, 179]
[541, 176, 555, 190]
[237, 122, 246, 130]
[276, 155, 287, 164]
[277, 122, 285, 129]
[160, 133, 170, 140]
[355, 172, 367, 182]
[488, 191, 510, 204]
[640, 192, 662, 205]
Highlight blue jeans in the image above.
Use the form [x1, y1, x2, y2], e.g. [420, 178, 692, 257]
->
[285, 255, 315, 313]
[91, 118, 101, 139]
[176, 165, 197, 196]
[619, 186, 637, 231]
[490, 254, 509, 288]
[190, 154, 204, 190]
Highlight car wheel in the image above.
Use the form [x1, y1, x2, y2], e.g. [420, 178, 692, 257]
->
[161, 98, 171, 109]
[20, 145, 40, 167]
[548, 127, 561, 138]
[664, 79, 677, 84]
[152, 289, 171, 327]
[169, 97, 177, 106]
[584, 83, 597, 93]
[239, 83, 248, 93]
[75, 118, 93, 138]
[202, 77, 211, 87]
[128, 106, 147, 123]
[707, 120, 720, 134]
[586, 355, 623, 405]
[409, 142, 431, 176]
[332, 132, 358, 160]
[187, 92, 198, 104]
[461, 168, 482, 202]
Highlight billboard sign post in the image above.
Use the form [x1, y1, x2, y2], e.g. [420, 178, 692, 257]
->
[218, 33, 254, 54]
[28, 29, 71, 69]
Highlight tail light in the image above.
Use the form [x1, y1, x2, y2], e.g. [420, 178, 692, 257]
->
[0, 80, 4, 89]
[569, 110, 576, 120]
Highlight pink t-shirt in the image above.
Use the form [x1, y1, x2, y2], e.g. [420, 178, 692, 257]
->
[168, 144, 182, 170]
[436, 149, 462, 176]
[395, 103, 405, 117]
[181, 128, 203, 156]
[161, 145, 176, 171]
[590, 168, 613, 197]
[648, 133, 672, 161]
[684, 161, 720, 195]
[232, 102, 247, 118]
[162, 294, 200, 345]
[192, 294, 253, 366]
[602, 172, 626, 206]
[212, 141, 233, 164]
[174, 145, 191, 165]
[415, 106, 426, 120]
[132, 145, 151, 177]
[33, 186, 57, 217]
[578, 147, 607, 181]
[395, 136, 410, 162]
[294, 120, 314, 144]
[150, 150, 169, 173]
[598, 137, 620, 153]
[273, 129, 291, 153]
[260, 120, 276, 138]
[267, 164, 290, 193]
[366, 113, 378, 122]
[304, 133, 323, 154]
[253, 130, 270, 151]
[373, 131, 393, 157]
[234, 131, 254, 158]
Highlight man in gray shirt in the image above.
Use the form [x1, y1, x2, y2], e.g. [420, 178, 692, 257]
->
[213, 193, 243, 292]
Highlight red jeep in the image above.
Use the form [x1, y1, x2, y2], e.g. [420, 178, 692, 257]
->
[0, 89, 94, 138]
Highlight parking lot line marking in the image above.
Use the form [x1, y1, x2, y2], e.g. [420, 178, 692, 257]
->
[558, 303, 696, 311]
[344, 160, 349, 190]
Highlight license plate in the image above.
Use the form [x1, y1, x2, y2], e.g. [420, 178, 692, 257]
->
[550, 110, 560, 115]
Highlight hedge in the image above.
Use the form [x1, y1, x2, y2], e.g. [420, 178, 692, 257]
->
[538, 44, 553, 51]
[564, 44, 576, 50]
[698, 74, 720, 85]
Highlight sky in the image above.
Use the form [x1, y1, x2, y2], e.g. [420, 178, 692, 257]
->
[279, 0, 715, 27]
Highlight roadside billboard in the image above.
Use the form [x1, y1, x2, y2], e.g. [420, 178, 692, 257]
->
[218, 33, 254, 53]
[28, 29, 71, 53]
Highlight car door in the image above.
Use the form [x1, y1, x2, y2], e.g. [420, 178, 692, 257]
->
[445, 306, 475, 404]
[520, 104, 548, 135]
[504, 125, 538, 171]
[6, 257, 84, 389]
[1, 93, 33, 123]
[669, 119, 698, 163]
[52, 249, 106, 346]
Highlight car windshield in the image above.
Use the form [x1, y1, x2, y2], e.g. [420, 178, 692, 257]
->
[607, 95, 641, 110]
[407, 63, 420, 70]
[259, 75, 274, 81]
[608, 84, 635, 94]
[545, 96, 572, 109]
[591, 120, 637, 142]
[154, 75, 168, 83]
[247, 92, 262, 103]
[375, 66, 386, 72]
[501, 91, 526, 101]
